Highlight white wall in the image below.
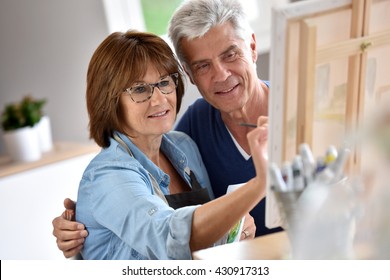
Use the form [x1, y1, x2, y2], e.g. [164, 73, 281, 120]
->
[0, 0, 109, 155]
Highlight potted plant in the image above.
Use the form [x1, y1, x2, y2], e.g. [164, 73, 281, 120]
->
[1, 95, 49, 162]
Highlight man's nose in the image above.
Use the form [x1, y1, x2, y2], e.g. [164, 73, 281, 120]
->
[211, 61, 230, 82]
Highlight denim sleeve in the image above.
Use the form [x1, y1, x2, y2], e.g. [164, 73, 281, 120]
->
[166, 206, 199, 259]
[79, 165, 198, 260]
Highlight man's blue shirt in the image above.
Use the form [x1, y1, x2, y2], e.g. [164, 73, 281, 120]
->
[175, 80, 283, 236]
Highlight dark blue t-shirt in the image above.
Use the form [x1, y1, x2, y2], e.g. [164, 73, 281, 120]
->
[175, 81, 282, 237]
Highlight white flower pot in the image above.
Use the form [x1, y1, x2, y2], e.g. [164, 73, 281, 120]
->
[3, 126, 42, 162]
[35, 115, 53, 152]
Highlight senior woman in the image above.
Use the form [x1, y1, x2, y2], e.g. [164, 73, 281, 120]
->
[65, 30, 268, 260]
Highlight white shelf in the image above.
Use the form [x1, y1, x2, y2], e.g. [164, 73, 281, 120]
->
[0, 142, 99, 259]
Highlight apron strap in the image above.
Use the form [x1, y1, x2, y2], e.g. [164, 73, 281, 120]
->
[113, 133, 169, 206]
[113, 133, 134, 157]
[189, 170, 203, 191]
[148, 172, 169, 206]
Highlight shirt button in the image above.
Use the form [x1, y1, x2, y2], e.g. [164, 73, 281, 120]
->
[148, 207, 158, 216]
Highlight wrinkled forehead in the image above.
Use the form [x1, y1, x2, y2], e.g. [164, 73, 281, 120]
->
[180, 23, 247, 64]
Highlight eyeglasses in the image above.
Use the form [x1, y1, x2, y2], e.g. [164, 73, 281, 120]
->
[124, 73, 179, 103]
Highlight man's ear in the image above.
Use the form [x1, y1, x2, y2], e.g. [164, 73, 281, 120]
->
[250, 33, 258, 63]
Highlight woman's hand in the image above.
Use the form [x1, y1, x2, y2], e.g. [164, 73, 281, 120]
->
[240, 213, 256, 240]
[247, 116, 268, 182]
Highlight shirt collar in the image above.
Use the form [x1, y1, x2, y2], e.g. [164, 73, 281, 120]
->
[113, 132, 189, 188]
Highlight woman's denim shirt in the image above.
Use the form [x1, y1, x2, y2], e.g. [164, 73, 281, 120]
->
[76, 131, 214, 260]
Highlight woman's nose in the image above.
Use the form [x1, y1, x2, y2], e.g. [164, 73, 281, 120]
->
[149, 86, 166, 105]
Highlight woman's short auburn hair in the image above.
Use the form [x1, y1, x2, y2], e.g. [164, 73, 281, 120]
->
[86, 30, 185, 147]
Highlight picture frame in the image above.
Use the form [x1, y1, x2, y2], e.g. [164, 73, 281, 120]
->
[266, 0, 390, 229]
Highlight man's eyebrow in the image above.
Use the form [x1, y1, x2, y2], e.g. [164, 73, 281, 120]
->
[190, 45, 239, 67]
[190, 58, 209, 68]
[219, 44, 239, 57]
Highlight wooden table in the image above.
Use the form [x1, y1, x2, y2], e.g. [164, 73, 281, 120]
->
[192, 231, 291, 260]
